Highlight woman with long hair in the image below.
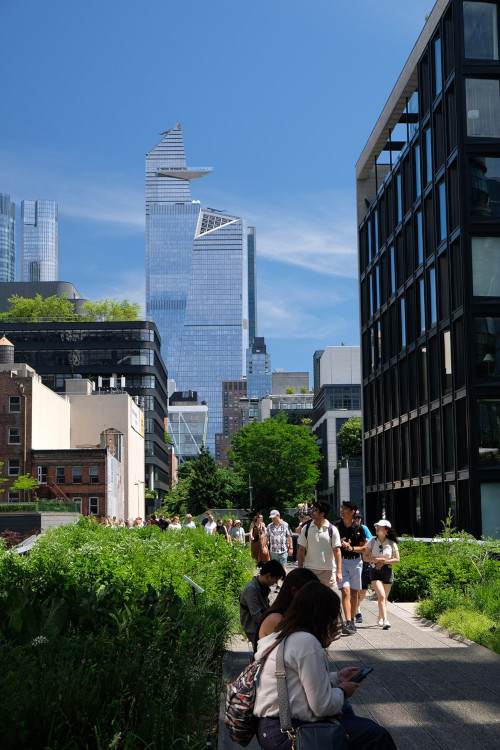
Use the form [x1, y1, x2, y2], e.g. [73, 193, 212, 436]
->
[257, 567, 318, 644]
[363, 519, 400, 630]
[253, 581, 396, 750]
[249, 512, 270, 563]
[215, 517, 229, 541]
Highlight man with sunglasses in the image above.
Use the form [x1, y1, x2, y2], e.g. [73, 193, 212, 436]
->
[335, 501, 367, 634]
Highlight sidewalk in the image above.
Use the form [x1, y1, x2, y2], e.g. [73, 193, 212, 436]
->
[218, 596, 500, 750]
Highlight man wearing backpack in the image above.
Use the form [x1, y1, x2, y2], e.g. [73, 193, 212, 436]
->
[296, 500, 342, 590]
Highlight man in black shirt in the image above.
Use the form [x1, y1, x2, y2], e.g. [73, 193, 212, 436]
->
[335, 501, 367, 635]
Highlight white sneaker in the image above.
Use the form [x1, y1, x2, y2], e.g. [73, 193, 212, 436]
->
[382, 620, 391, 630]
[378, 618, 384, 626]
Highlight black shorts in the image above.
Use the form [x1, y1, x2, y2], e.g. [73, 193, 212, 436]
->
[361, 561, 371, 589]
[370, 565, 394, 584]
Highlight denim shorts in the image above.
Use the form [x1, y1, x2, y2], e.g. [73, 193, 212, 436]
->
[270, 551, 288, 568]
[338, 556, 363, 590]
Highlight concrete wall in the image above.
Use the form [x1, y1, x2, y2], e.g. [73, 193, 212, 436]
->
[40, 512, 80, 531]
[31, 376, 71, 449]
[68, 390, 145, 520]
[318, 347, 361, 388]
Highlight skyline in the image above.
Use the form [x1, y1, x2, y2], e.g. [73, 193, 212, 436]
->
[0, 0, 434, 375]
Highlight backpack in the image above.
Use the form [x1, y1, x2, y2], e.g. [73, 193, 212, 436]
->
[303, 519, 334, 540]
[224, 641, 279, 746]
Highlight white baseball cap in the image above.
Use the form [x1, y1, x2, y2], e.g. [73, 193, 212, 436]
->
[374, 519, 391, 528]
[269, 510, 280, 519]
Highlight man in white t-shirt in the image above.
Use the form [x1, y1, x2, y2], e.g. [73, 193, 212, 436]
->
[204, 514, 216, 535]
[297, 501, 342, 589]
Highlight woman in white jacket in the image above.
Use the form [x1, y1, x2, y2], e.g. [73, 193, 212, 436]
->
[253, 581, 396, 750]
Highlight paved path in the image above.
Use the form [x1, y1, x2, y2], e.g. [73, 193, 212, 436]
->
[218, 595, 500, 749]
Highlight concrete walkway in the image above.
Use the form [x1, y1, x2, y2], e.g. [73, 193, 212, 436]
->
[218, 595, 500, 749]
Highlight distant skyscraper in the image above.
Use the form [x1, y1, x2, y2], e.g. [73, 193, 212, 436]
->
[0, 194, 15, 282]
[246, 337, 271, 399]
[247, 226, 257, 345]
[21, 200, 58, 282]
[146, 124, 249, 452]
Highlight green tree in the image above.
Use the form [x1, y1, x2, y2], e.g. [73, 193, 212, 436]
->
[80, 298, 141, 321]
[228, 414, 320, 509]
[11, 474, 39, 500]
[0, 293, 77, 322]
[337, 417, 362, 458]
[187, 446, 225, 515]
[0, 462, 8, 495]
[300, 386, 308, 394]
[285, 386, 295, 394]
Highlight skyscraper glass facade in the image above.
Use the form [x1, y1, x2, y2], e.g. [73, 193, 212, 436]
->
[246, 337, 271, 398]
[247, 226, 257, 345]
[21, 200, 58, 282]
[0, 194, 15, 282]
[146, 124, 249, 453]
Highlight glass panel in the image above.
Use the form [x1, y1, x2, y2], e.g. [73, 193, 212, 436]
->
[443, 330, 452, 391]
[415, 144, 421, 197]
[472, 237, 500, 296]
[9, 397, 20, 412]
[439, 182, 447, 241]
[434, 37, 443, 95]
[400, 298, 406, 347]
[464, 2, 499, 60]
[390, 246, 396, 294]
[475, 316, 500, 378]
[425, 129, 432, 184]
[429, 267, 437, 324]
[417, 211, 423, 264]
[466, 79, 500, 137]
[420, 279, 426, 331]
[374, 211, 379, 255]
[396, 175, 402, 223]
[480, 483, 500, 538]
[420, 345, 428, 402]
[469, 156, 500, 217]
[478, 399, 500, 463]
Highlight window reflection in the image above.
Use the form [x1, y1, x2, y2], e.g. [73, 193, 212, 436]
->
[478, 399, 500, 463]
[472, 237, 500, 296]
[475, 317, 500, 378]
[464, 2, 499, 60]
[466, 79, 500, 137]
[469, 156, 500, 216]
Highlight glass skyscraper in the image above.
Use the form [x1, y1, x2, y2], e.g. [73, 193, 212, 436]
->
[0, 194, 15, 282]
[246, 337, 271, 399]
[21, 200, 58, 282]
[146, 124, 249, 453]
[247, 226, 257, 345]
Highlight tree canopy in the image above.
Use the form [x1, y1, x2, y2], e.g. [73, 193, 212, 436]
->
[228, 414, 320, 509]
[0, 294, 141, 322]
[337, 417, 362, 458]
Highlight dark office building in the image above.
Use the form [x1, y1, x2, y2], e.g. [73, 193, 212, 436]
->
[215, 379, 247, 466]
[0, 321, 170, 499]
[356, 0, 500, 538]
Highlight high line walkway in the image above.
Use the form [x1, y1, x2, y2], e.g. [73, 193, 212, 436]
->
[218, 595, 500, 750]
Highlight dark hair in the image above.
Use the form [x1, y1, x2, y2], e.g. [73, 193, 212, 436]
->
[253, 512, 264, 522]
[342, 501, 358, 512]
[261, 568, 318, 621]
[311, 500, 331, 516]
[376, 525, 398, 543]
[275, 581, 342, 647]
[257, 560, 286, 579]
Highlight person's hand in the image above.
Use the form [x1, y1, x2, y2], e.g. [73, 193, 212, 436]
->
[337, 667, 359, 682]
[337, 677, 359, 699]
[336, 572, 343, 585]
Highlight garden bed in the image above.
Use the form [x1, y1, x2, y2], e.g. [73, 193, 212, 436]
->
[0, 520, 254, 749]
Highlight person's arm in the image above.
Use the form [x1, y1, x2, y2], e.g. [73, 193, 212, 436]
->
[334, 545, 342, 585]
[287, 534, 293, 558]
[297, 544, 306, 568]
[386, 542, 400, 565]
[295, 644, 350, 716]
[244, 583, 268, 625]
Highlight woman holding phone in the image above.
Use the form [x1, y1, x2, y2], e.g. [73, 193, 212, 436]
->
[363, 519, 400, 630]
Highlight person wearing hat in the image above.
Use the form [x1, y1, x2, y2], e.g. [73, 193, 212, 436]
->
[230, 519, 246, 545]
[363, 520, 400, 629]
[265, 510, 293, 569]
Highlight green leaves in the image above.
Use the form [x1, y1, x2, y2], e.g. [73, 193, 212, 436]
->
[336, 417, 362, 458]
[228, 415, 321, 508]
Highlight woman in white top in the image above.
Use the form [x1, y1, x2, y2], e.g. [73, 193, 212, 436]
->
[363, 519, 400, 630]
[204, 515, 217, 535]
[168, 515, 182, 530]
[253, 581, 396, 750]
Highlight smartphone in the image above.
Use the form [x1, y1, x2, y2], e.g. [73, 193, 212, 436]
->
[351, 667, 373, 683]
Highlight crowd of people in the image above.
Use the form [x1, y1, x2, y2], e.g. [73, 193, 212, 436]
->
[237, 500, 400, 750]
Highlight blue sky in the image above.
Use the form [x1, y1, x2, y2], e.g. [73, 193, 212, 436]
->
[1, 0, 433, 378]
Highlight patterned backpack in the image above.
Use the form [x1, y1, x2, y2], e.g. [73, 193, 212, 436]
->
[224, 641, 280, 746]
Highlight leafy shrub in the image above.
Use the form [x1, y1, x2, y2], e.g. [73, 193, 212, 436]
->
[0, 521, 254, 748]
[437, 606, 500, 655]
[0, 503, 38, 513]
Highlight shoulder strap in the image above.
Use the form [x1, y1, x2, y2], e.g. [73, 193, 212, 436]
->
[275, 638, 293, 732]
[304, 519, 313, 539]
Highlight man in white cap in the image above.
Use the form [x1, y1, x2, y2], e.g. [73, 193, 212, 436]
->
[265, 510, 292, 569]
